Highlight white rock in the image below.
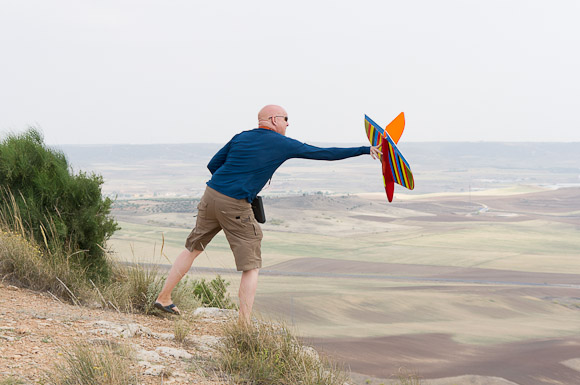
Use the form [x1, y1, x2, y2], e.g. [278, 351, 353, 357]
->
[135, 349, 163, 363]
[93, 320, 118, 329]
[153, 332, 175, 340]
[193, 307, 237, 318]
[88, 328, 121, 338]
[190, 335, 222, 352]
[300, 346, 320, 362]
[123, 323, 152, 337]
[174, 370, 187, 377]
[143, 364, 166, 376]
[91, 321, 151, 338]
[156, 346, 193, 360]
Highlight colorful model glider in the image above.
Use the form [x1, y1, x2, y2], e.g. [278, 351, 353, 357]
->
[365, 113, 414, 202]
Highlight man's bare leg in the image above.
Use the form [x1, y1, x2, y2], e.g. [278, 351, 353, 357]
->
[238, 268, 259, 324]
[155, 248, 203, 313]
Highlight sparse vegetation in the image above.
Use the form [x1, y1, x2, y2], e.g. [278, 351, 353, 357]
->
[173, 318, 192, 344]
[112, 198, 200, 214]
[217, 320, 349, 385]
[393, 367, 423, 385]
[47, 341, 140, 385]
[41, 336, 53, 343]
[0, 377, 25, 385]
[269, 218, 285, 226]
[99, 262, 234, 314]
[98, 262, 202, 315]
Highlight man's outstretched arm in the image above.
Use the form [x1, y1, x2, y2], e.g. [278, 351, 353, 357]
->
[291, 141, 374, 161]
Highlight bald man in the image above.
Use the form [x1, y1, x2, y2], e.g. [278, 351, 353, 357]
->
[155, 105, 381, 322]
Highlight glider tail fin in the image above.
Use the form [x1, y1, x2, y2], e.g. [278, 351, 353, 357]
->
[385, 112, 405, 144]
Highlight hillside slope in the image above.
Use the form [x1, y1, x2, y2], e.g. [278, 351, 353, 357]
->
[0, 283, 228, 384]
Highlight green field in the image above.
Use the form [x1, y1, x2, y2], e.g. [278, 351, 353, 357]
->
[111, 211, 580, 275]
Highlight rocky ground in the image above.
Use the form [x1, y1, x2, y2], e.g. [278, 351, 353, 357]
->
[0, 283, 232, 384]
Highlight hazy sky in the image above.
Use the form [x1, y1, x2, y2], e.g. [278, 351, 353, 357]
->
[1, 0, 579, 145]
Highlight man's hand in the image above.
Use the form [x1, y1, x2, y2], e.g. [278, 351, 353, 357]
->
[370, 144, 383, 160]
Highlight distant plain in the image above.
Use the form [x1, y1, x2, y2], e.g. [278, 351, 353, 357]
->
[61, 142, 580, 385]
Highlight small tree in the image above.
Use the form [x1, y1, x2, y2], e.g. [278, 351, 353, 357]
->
[0, 128, 119, 281]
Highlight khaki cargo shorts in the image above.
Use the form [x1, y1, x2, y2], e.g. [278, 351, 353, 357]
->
[185, 186, 263, 271]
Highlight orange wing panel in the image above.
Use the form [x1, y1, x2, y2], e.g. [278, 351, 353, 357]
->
[385, 112, 405, 144]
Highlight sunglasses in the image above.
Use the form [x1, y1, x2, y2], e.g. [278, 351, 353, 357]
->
[271, 115, 288, 122]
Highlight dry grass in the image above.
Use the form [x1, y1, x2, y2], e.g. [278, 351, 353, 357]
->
[0, 227, 204, 315]
[0, 195, 204, 315]
[0, 229, 93, 304]
[217, 319, 350, 385]
[0, 378, 25, 385]
[0, 189, 96, 303]
[173, 318, 192, 344]
[46, 341, 140, 384]
[393, 368, 423, 385]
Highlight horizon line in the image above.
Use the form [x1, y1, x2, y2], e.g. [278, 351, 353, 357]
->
[50, 140, 580, 146]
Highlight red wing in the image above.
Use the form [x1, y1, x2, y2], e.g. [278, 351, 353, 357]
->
[382, 151, 395, 202]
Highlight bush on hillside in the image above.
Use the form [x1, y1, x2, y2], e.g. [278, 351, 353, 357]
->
[193, 275, 235, 309]
[0, 128, 118, 281]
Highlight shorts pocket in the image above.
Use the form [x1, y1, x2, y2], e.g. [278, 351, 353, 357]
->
[196, 201, 208, 217]
[252, 223, 263, 239]
[219, 209, 260, 239]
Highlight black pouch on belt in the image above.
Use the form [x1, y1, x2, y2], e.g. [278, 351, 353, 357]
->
[251, 196, 266, 224]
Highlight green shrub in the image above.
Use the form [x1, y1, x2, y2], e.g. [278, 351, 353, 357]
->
[193, 275, 235, 309]
[0, 129, 118, 281]
[217, 320, 349, 385]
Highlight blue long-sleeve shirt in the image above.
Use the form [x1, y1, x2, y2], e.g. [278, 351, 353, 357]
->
[207, 128, 370, 202]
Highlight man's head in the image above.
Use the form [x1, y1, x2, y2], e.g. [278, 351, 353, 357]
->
[258, 105, 289, 136]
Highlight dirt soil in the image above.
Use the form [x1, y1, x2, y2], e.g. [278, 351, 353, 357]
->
[0, 284, 226, 384]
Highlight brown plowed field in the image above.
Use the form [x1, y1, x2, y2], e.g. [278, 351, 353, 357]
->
[308, 334, 580, 385]
[261, 257, 580, 385]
